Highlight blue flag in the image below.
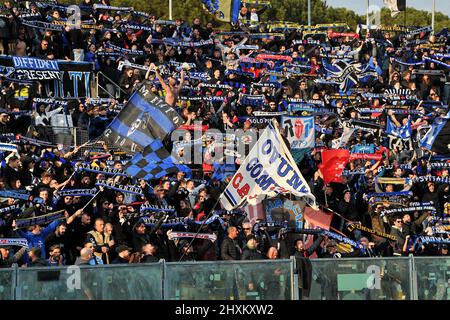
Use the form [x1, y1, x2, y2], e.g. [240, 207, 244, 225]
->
[99, 83, 183, 154]
[124, 140, 191, 181]
[420, 112, 450, 156]
[386, 117, 412, 139]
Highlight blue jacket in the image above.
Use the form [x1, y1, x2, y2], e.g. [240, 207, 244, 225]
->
[16, 220, 60, 258]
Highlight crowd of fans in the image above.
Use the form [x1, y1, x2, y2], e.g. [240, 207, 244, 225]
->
[0, 0, 449, 278]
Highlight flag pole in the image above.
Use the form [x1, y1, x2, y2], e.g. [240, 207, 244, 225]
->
[308, 0, 311, 30]
[431, 0, 436, 33]
[178, 194, 223, 262]
[366, 0, 369, 28]
[169, 0, 173, 20]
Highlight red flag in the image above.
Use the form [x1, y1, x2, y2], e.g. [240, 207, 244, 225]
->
[245, 202, 265, 225]
[319, 149, 350, 184]
[304, 206, 333, 230]
[303, 207, 334, 258]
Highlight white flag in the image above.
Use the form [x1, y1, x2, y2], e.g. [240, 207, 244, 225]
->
[219, 120, 318, 211]
[384, 0, 406, 18]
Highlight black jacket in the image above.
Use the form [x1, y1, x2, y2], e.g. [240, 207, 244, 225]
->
[141, 254, 159, 263]
[242, 247, 265, 260]
[220, 237, 241, 260]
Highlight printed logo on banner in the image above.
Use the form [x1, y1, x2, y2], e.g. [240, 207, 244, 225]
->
[281, 116, 315, 149]
[264, 198, 304, 231]
[388, 136, 413, 152]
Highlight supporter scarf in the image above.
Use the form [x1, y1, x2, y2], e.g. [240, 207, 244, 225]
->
[375, 177, 409, 185]
[328, 32, 359, 39]
[433, 54, 450, 59]
[319, 229, 363, 251]
[117, 61, 149, 72]
[240, 94, 265, 106]
[54, 188, 98, 199]
[187, 214, 225, 226]
[154, 20, 177, 25]
[424, 57, 450, 69]
[292, 39, 321, 46]
[406, 26, 433, 36]
[15, 210, 65, 228]
[380, 205, 436, 217]
[185, 71, 210, 81]
[288, 105, 336, 114]
[239, 61, 270, 69]
[199, 83, 231, 90]
[414, 236, 450, 245]
[20, 20, 64, 31]
[167, 231, 217, 242]
[256, 54, 292, 63]
[428, 162, 450, 169]
[139, 204, 176, 214]
[253, 111, 288, 117]
[251, 82, 282, 89]
[377, 164, 412, 173]
[18, 135, 56, 147]
[177, 124, 209, 131]
[367, 191, 412, 198]
[288, 98, 324, 106]
[224, 69, 255, 78]
[120, 23, 153, 32]
[350, 153, 382, 161]
[248, 33, 285, 39]
[140, 216, 184, 228]
[96, 52, 124, 57]
[173, 138, 204, 149]
[393, 58, 424, 66]
[33, 98, 69, 106]
[347, 223, 397, 241]
[342, 168, 366, 176]
[0, 238, 28, 248]
[412, 176, 450, 184]
[52, 20, 102, 30]
[75, 163, 128, 177]
[165, 38, 214, 48]
[167, 61, 197, 70]
[105, 43, 144, 56]
[179, 96, 225, 102]
[285, 63, 312, 70]
[377, 25, 411, 32]
[0, 204, 21, 217]
[0, 190, 30, 201]
[409, 201, 434, 207]
[0, 143, 18, 153]
[95, 180, 144, 196]
[93, 4, 133, 11]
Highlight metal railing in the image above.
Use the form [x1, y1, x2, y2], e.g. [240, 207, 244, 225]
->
[2, 256, 450, 300]
[96, 72, 128, 99]
[2, 259, 295, 300]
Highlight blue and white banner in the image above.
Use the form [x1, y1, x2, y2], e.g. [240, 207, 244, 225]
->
[386, 117, 412, 139]
[12, 56, 59, 71]
[0, 238, 28, 248]
[281, 116, 315, 149]
[0, 143, 18, 153]
[420, 112, 450, 156]
[220, 119, 317, 211]
[75, 163, 128, 177]
[351, 144, 375, 154]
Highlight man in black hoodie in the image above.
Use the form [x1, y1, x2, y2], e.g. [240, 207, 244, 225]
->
[242, 235, 264, 260]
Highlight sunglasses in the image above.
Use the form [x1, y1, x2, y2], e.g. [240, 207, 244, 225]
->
[243, 228, 251, 230]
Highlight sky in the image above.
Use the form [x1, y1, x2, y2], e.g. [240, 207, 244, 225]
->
[326, 0, 450, 18]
